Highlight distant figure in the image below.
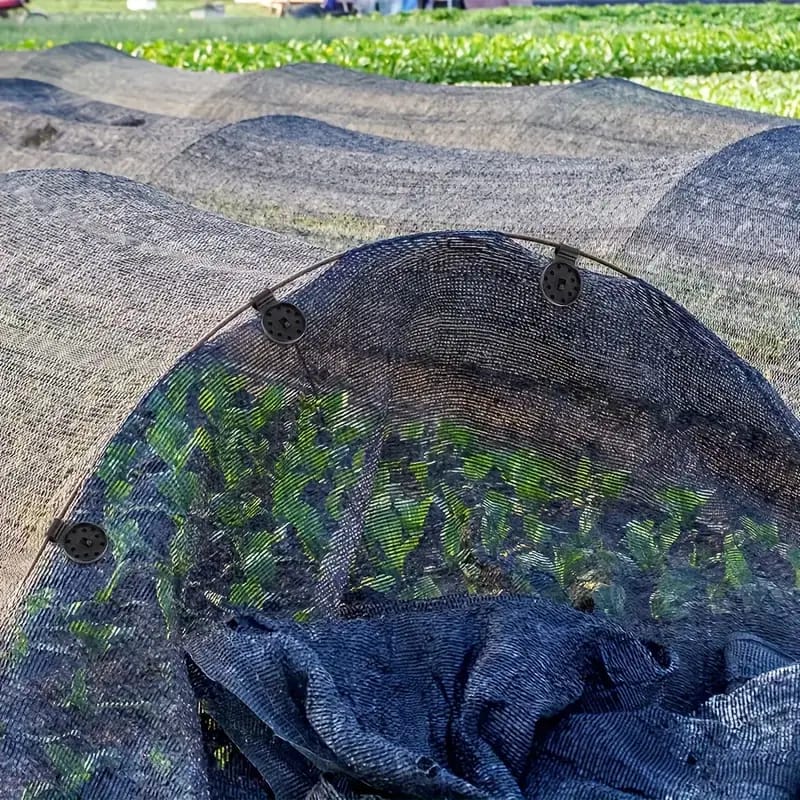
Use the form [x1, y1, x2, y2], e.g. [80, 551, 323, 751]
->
[0, 0, 29, 18]
[322, 0, 354, 13]
[290, 0, 359, 15]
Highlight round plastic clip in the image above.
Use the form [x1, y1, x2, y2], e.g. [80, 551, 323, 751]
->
[540, 248, 582, 307]
[260, 302, 306, 345]
[60, 522, 108, 565]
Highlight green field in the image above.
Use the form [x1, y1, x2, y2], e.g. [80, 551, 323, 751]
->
[2, 3, 800, 118]
[5, 3, 800, 46]
[637, 70, 800, 119]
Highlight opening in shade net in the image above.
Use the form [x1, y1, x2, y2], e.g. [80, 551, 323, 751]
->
[2, 229, 799, 799]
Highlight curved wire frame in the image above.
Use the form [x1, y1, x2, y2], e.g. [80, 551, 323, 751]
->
[26, 231, 638, 587]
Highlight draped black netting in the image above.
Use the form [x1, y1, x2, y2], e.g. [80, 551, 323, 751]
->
[1, 42, 800, 800]
[2, 229, 799, 799]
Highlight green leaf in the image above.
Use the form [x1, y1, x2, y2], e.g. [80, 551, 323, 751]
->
[194, 426, 215, 459]
[22, 785, 63, 800]
[463, 452, 495, 481]
[659, 487, 711, 521]
[229, 575, 268, 608]
[44, 744, 93, 795]
[225, 374, 248, 395]
[164, 366, 197, 415]
[146, 413, 192, 470]
[479, 490, 512, 555]
[325, 485, 346, 522]
[577, 505, 599, 540]
[105, 519, 141, 562]
[157, 470, 200, 515]
[68, 620, 123, 657]
[168, 520, 192, 578]
[155, 566, 177, 633]
[439, 487, 471, 560]
[516, 549, 555, 573]
[249, 385, 285, 431]
[97, 441, 138, 485]
[623, 519, 660, 570]
[436, 420, 475, 449]
[220, 406, 250, 437]
[741, 517, 779, 548]
[553, 545, 585, 589]
[599, 470, 628, 500]
[106, 478, 133, 503]
[359, 573, 397, 593]
[656, 516, 682, 556]
[24, 588, 54, 616]
[209, 492, 262, 528]
[365, 495, 406, 572]
[317, 390, 346, 417]
[149, 749, 173, 777]
[723, 533, 751, 588]
[213, 745, 233, 771]
[572, 457, 593, 496]
[333, 425, 366, 446]
[504, 450, 550, 503]
[405, 575, 442, 600]
[87, 15, 800, 106]
[408, 460, 429, 484]
[522, 515, 546, 546]
[63, 668, 90, 714]
[219, 441, 255, 491]
[9, 628, 28, 665]
[94, 561, 129, 603]
[198, 386, 217, 413]
[272, 461, 307, 516]
[240, 529, 284, 577]
[398, 420, 425, 441]
[395, 496, 433, 536]
[280, 499, 327, 562]
[365, 490, 429, 575]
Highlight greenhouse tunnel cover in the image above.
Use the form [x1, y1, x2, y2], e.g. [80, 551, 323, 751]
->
[0, 43, 799, 800]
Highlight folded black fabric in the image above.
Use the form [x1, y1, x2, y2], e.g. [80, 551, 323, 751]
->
[186, 595, 800, 800]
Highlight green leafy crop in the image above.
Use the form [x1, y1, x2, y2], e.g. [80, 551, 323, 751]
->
[107, 26, 800, 86]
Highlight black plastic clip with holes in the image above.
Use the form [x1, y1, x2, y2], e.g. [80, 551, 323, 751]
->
[541, 244, 583, 307]
[250, 288, 307, 345]
[48, 519, 108, 565]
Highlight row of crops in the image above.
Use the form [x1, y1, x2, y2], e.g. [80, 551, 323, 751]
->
[4, 3, 800, 116]
[105, 27, 800, 84]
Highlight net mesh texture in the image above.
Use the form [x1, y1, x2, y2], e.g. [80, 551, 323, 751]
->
[0, 42, 799, 800]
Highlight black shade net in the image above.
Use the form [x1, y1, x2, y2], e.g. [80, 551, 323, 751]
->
[0, 43, 799, 800]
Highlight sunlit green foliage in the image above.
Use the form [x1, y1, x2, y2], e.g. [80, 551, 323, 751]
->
[98, 28, 800, 85]
[4, 6, 800, 118]
[636, 70, 800, 119]
[4, 3, 800, 52]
